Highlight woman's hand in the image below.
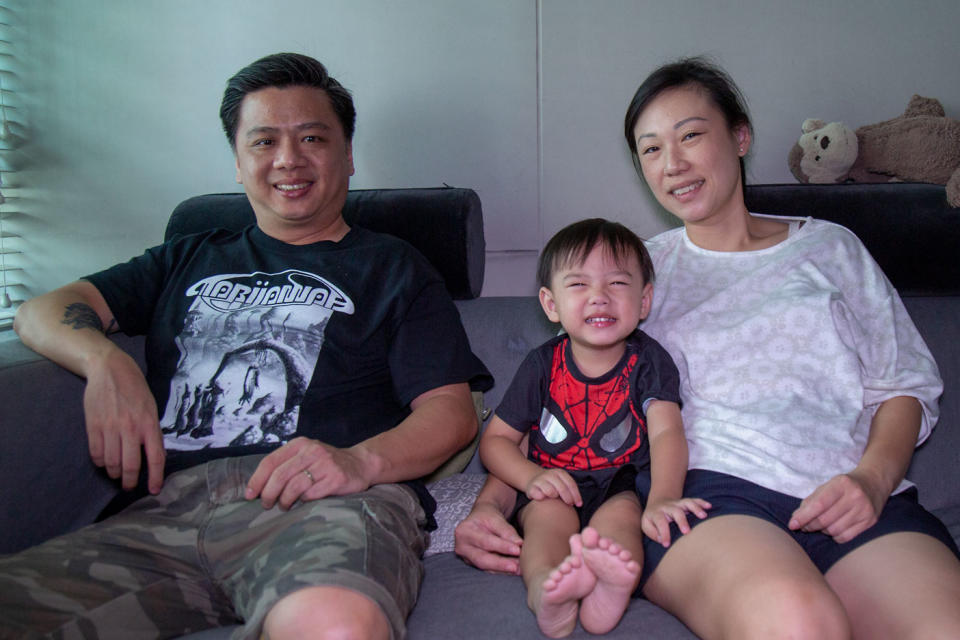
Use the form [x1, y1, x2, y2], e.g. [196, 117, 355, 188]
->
[641, 497, 712, 548]
[454, 501, 523, 575]
[789, 471, 887, 543]
[791, 396, 921, 543]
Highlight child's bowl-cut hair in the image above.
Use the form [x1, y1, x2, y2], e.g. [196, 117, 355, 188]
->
[537, 218, 654, 290]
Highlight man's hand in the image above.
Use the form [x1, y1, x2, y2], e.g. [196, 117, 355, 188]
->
[83, 347, 165, 494]
[245, 437, 373, 510]
[641, 497, 711, 548]
[454, 501, 523, 575]
[525, 468, 582, 506]
[789, 471, 887, 543]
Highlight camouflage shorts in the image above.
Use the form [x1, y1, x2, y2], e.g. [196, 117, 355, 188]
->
[0, 454, 428, 640]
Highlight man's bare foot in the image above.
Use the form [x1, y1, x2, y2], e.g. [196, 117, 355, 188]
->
[531, 533, 596, 637]
[578, 526, 641, 634]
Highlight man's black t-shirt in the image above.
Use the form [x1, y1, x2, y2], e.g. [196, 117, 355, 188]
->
[86, 224, 491, 516]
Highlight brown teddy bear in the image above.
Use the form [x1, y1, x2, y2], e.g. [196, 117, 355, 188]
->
[788, 95, 960, 207]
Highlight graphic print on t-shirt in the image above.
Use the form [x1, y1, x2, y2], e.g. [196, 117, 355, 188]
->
[159, 269, 353, 451]
[530, 341, 647, 471]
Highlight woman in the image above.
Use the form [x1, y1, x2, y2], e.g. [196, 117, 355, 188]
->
[455, 57, 960, 639]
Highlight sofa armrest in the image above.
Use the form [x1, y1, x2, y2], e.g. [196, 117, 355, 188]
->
[0, 334, 145, 553]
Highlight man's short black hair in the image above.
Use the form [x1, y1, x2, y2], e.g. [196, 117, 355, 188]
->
[220, 52, 356, 149]
[537, 218, 654, 289]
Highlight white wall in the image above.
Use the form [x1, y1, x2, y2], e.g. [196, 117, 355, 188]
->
[11, 0, 960, 301]
[540, 0, 960, 247]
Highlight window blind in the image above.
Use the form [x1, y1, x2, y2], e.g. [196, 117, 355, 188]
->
[0, 2, 23, 329]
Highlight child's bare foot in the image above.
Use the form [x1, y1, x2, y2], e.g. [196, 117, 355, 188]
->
[578, 526, 641, 634]
[532, 533, 596, 637]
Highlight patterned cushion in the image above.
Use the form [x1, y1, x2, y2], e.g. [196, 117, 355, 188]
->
[425, 473, 487, 556]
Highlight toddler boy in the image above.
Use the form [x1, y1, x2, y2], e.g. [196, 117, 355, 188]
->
[479, 218, 709, 637]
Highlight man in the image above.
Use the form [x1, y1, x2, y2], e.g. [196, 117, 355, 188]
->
[2, 52, 490, 640]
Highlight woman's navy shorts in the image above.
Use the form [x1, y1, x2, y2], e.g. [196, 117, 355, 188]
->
[638, 469, 959, 588]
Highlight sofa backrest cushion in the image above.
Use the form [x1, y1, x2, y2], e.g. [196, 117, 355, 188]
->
[745, 183, 958, 297]
[165, 187, 485, 300]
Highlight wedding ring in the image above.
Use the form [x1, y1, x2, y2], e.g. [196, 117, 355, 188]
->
[303, 469, 315, 483]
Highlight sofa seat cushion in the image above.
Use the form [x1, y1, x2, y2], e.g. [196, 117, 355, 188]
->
[407, 552, 696, 638]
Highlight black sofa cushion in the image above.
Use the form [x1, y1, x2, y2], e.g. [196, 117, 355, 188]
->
[745, 183, 958, 297]
[165, 187, 485, 300]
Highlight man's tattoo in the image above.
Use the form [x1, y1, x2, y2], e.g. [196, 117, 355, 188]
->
[61, 303, 107, 333]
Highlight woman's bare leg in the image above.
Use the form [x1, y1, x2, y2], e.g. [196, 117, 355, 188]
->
[826, 532, 960, 640]
[642, 515, 850, 640]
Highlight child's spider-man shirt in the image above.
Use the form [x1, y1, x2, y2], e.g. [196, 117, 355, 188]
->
[496, 330, 681, 472]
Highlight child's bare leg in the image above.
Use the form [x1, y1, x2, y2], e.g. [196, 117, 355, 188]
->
[578, 491, 644, 634]
[518, 498, 584, 638]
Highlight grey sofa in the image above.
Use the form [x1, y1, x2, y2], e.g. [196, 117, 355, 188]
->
[1, 183, 957, 639]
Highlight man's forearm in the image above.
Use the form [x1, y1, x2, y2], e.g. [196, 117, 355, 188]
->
[349, 383, 477, 485]
[15, 280, 166, 493]
[14, 281, 120, 378]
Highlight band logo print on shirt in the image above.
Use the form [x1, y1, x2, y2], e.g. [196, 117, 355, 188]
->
[186, 270, 354, 313]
